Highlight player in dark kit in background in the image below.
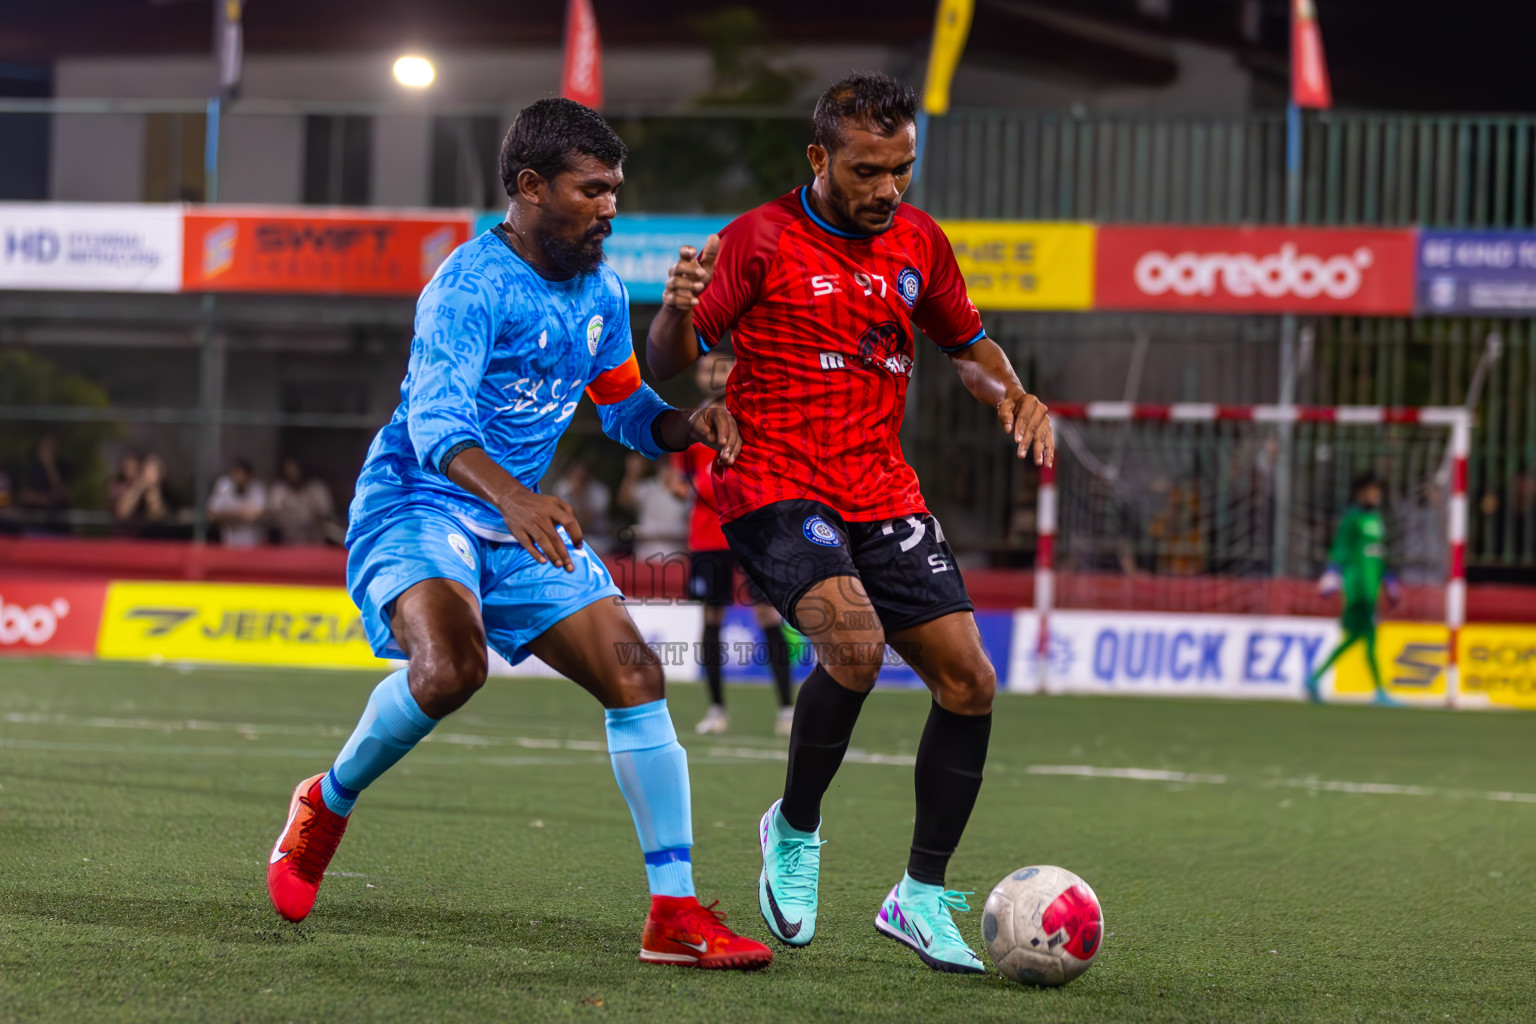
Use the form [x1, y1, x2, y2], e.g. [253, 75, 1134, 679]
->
[677, 351, 797, 738]
[646, 73, 1054, 973]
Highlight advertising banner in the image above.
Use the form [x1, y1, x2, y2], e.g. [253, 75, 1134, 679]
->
[1457, 624, 1536, 710]
[0, 203, 182, 292]
[1417, 231, 1536, 315]
[0, 581, 108, 657]
[1095, 226, 1416, 314]
[1328, 620, 1448, 705]
[717, 607, 1013, 689]
[96, 581, 393, 669]
[942, 221, 1094, 310]
[473, 212, 731, 304]
[183, 208, 470, 295]
[1009, 610, 1341, 700]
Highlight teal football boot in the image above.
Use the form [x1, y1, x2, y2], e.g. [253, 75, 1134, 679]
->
[874, 874, 985, 974]
[757, 799, 823, 946]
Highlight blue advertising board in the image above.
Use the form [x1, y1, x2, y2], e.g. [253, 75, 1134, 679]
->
[717, 606, 1016, 691]
[1417, 230, 1536, 314]
[473, 212, 731, 303]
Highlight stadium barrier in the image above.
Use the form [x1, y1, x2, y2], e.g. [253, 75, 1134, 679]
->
[3, 575, 1532, 709]
[12, 201, 1536, 318]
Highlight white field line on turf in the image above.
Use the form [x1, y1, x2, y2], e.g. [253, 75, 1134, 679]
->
[6, 711, 1536, 806]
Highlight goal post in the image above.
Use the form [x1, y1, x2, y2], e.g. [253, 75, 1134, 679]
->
[1033, 403, 1471, 706]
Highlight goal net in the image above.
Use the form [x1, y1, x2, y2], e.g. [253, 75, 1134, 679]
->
[1033, 404, 1470, 693]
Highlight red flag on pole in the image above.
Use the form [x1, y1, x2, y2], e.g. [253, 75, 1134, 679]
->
[562, 0, 603, 109]
[1291, 0, 1332, 109]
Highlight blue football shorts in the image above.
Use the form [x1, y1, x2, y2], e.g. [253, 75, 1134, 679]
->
[347, 502, 623, 665]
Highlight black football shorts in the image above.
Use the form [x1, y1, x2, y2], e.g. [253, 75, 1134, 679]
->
[686, 548, 769, 608]
[721, 498, 973, 634]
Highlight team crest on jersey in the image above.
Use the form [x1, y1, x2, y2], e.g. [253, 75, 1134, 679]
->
[897, 267, 922, 309]
[802, 515, 842, 547]
[447, 532, 476, 570]
[586, 315, 604, 356]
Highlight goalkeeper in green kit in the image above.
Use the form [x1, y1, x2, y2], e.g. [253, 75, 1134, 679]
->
[1306, 475, 1401, 705]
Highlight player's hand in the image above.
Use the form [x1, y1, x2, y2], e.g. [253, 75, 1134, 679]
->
[662, 235, 720, 311]
[499, 491, 584, 572]
[999, 390, 1054, 467]
[1318, 568, 1342, 597]
[686, 404, 742, 467]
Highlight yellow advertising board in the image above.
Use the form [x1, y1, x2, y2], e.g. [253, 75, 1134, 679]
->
[96, 581, 392, 670]
[1330, 621, 1536, 709]
[1332, 621, 1448, 703]
[1458, 624, 1536, 710]
[939, 221, 1095, 310]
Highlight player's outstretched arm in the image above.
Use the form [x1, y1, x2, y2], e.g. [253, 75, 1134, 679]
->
[645, 235, 719, 381]
[443, 446, 584, 572]
[949, 337, 1055, 468]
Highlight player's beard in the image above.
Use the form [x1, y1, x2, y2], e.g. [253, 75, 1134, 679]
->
[537, 222, 611, 276]
[826, 174, 897, 233]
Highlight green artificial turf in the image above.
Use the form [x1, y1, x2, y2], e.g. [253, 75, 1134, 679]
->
[1, 658, 1534, 1023]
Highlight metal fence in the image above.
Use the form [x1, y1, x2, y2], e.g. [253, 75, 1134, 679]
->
[3, 104, 1536, 573]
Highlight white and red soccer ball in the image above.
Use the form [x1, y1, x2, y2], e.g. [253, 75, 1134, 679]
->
[982, 865, 1103, 986]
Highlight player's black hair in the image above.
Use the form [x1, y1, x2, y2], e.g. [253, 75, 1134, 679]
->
[232, 457, 253, 475]
[812, 72, 918, 153]
[499, 98, 628, 199]
[1352, 472, 1382, 495]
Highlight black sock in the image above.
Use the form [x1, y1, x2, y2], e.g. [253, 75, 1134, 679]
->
[701, 623, 724, 706]
[765, 624, 793, 707]
[780, 663, 868, 832]
[908, 702, 992, 886]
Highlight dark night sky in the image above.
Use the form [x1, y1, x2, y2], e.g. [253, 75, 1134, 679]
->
[1, 0, 1533, 112]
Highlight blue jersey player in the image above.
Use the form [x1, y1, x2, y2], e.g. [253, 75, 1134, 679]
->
[265, 100, 771, 971]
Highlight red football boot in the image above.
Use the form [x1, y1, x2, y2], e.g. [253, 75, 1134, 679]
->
[639, 895, 774, 970]
[267, 773, 349, 923]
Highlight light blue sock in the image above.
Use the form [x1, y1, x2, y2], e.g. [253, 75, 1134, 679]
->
[605, 699, 695, 898]
[319, 669, 437, 817]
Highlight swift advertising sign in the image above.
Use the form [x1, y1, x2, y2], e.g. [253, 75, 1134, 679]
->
[183, 208, 469, 295]
[942, 221, 1094, 310]
[1095, 226, 1416, 314]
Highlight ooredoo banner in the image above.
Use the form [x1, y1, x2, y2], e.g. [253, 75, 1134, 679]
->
[1095, 226, 1416, 314]
[0, 203, 182, 292]
[182, 208, 470, 295]
[0, 581, 108, 657]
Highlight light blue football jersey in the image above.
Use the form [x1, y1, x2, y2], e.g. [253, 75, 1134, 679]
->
[348, 226, 671, 544]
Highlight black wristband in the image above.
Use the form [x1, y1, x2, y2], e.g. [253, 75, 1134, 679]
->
[651, 410, 688, 453]
[438, 439, 484, 475]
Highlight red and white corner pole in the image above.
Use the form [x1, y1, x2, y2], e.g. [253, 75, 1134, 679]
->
[1034, 448, 1057, 693]
[1445, 412, 1470, 708]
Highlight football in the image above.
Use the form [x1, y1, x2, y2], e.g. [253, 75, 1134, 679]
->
[982, 865, 1104, 986]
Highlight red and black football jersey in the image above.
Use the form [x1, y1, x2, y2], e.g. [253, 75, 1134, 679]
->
[693, 186, 985, 524]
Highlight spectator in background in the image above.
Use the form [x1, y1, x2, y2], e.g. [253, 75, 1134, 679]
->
[208, 457, 267, 548]
[618, 452, 689, 565]
[109, 451, 170, 534]
[268, 457, 339, 545]
[0, 466, 15, 534]
[551, 458, 614, 556]
[18, 434, 71, 532]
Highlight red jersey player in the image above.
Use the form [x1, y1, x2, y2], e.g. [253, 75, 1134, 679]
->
[646, 73, 1053, 974]
[677, 351, 797, 737]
